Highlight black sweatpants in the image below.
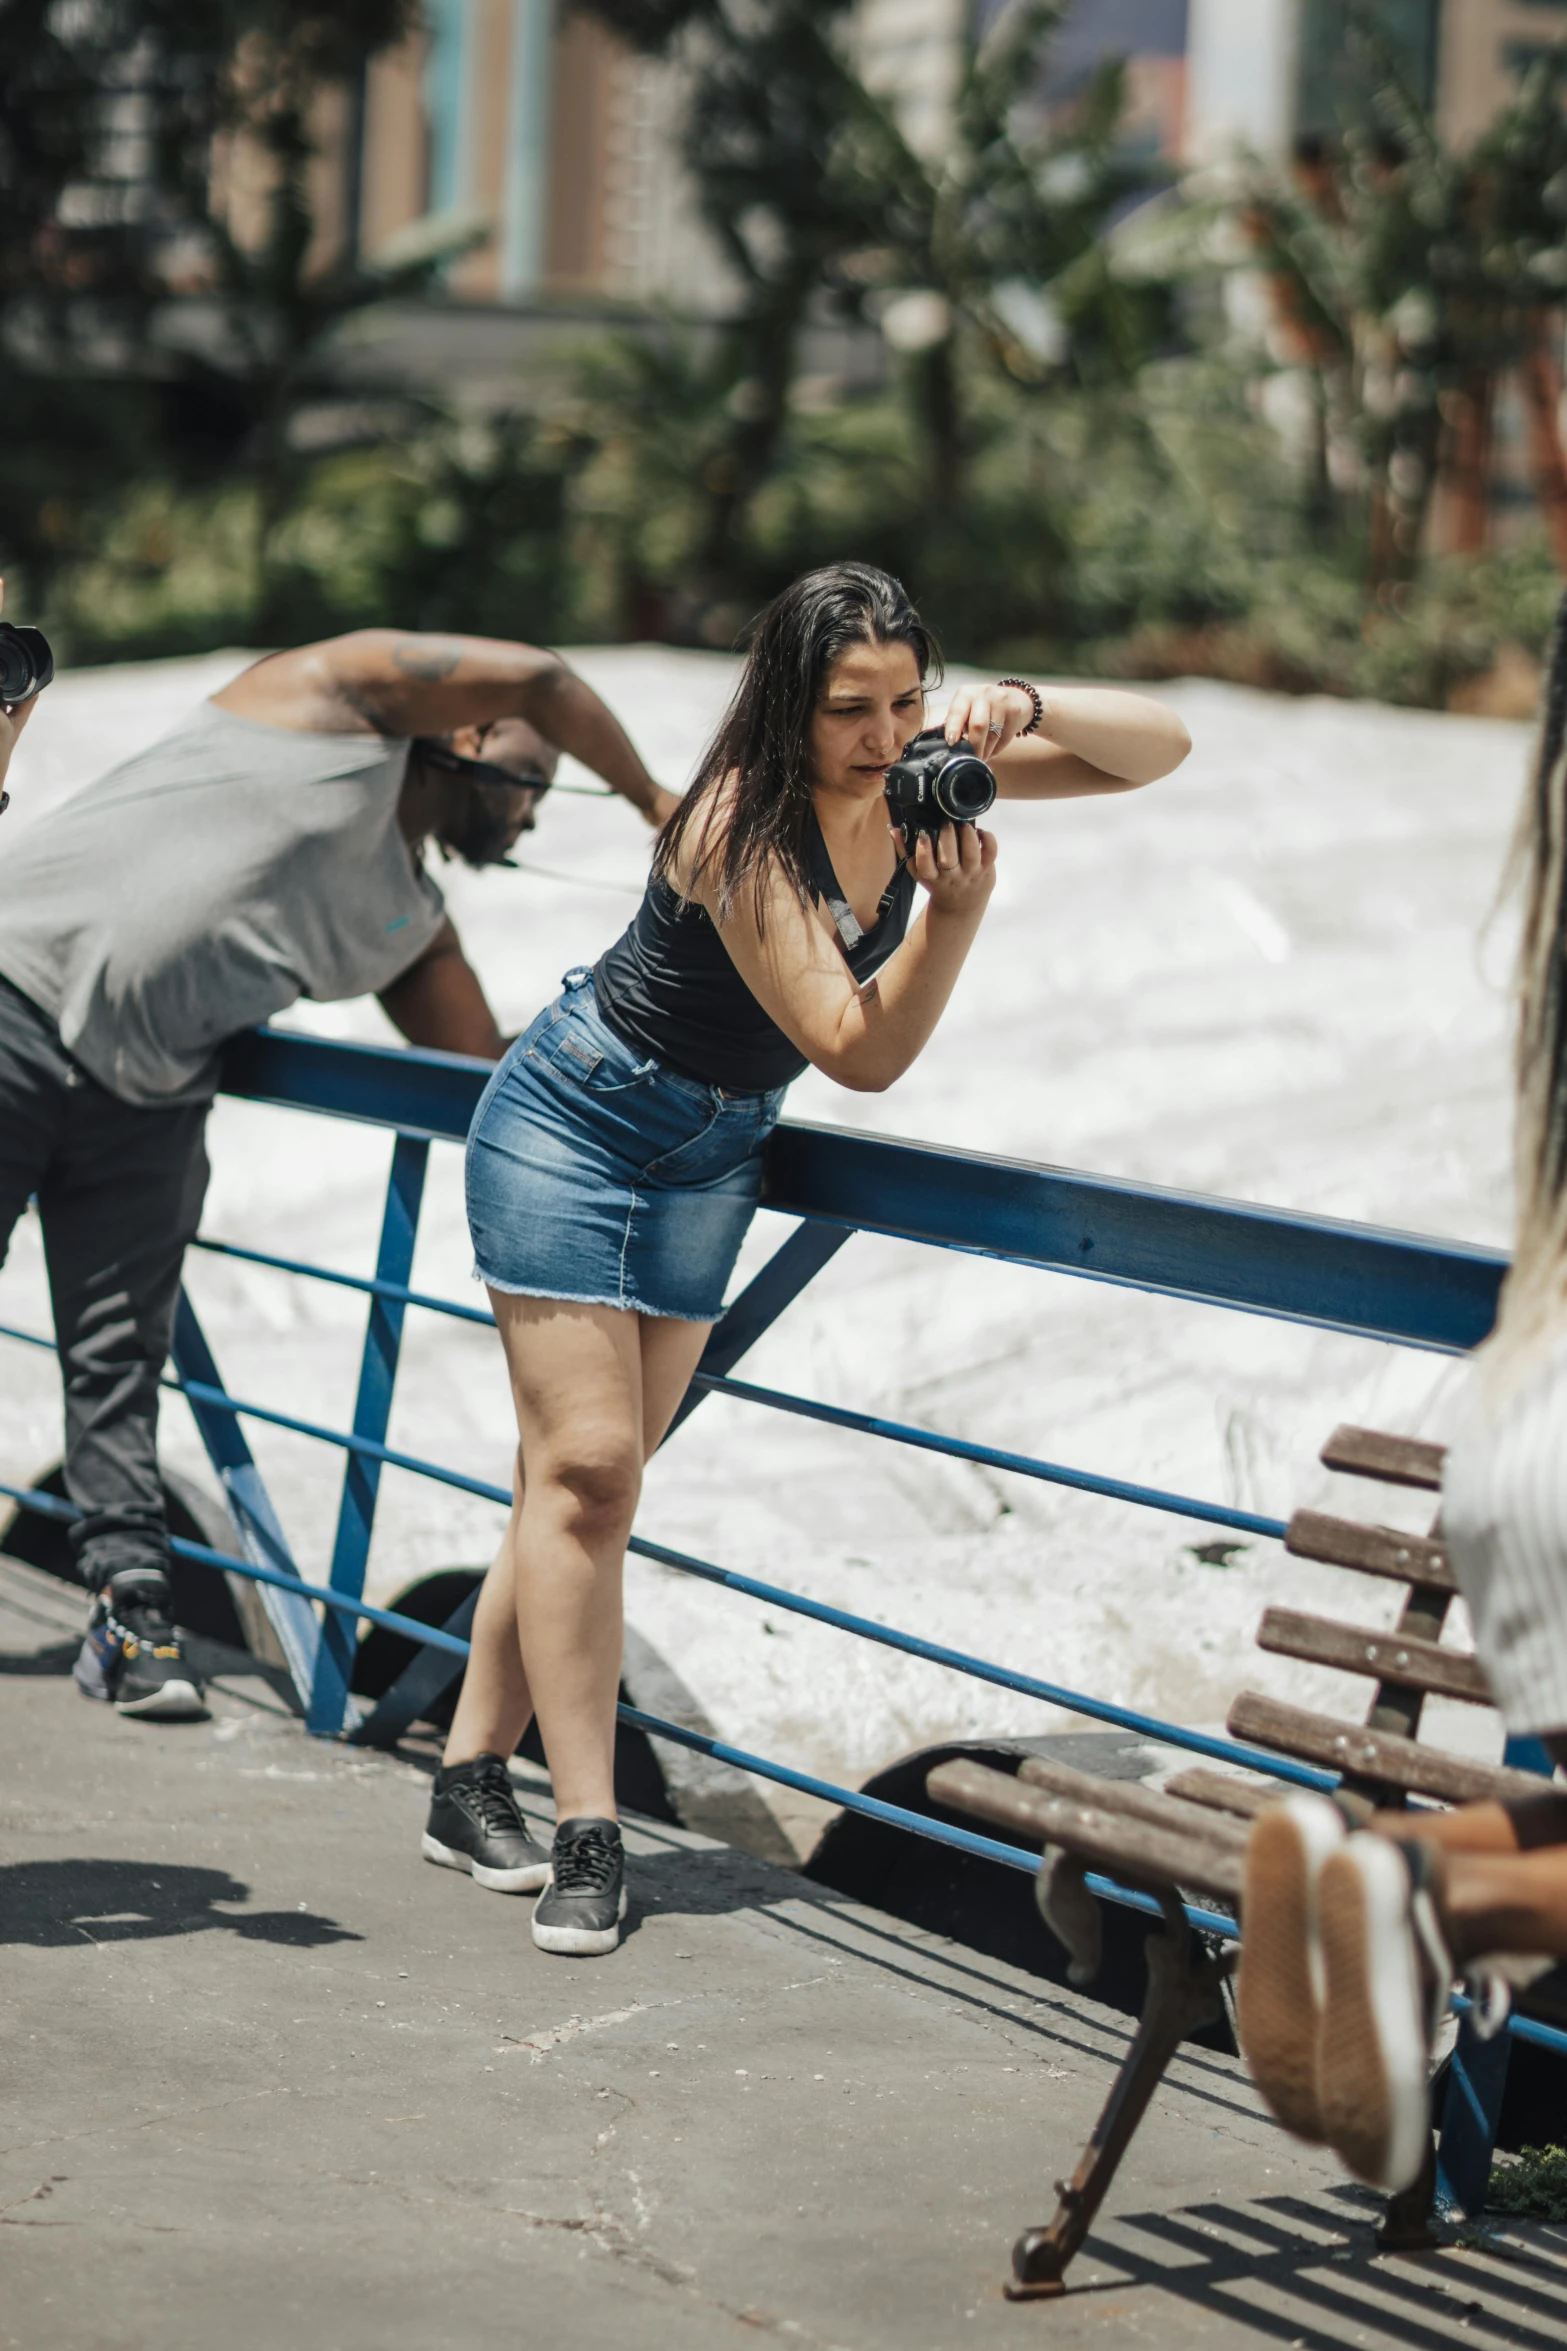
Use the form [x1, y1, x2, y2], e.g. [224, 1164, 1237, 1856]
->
[0, 975, 210, 1590]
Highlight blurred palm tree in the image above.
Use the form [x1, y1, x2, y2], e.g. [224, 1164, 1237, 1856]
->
[1235, 19, 1567, 581]
[0, 1, 467, 632]
[837, 0, 1168, 512]
[573, 0, 1168, 615]
[576, 0, 897, 590]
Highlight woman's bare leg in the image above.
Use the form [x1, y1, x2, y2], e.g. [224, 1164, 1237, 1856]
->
[443, 1295, 711, 1817]
[442, 1465, 534, 1768]
[638, 1309, 719, 1453]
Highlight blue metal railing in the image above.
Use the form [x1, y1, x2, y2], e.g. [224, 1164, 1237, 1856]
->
[0, 1023, 1553, 2214]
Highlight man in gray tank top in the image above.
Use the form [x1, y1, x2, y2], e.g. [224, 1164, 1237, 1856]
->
[0, 628, 672, 1720]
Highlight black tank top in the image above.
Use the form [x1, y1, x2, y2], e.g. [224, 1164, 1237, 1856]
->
[593, 812, 914, 1092]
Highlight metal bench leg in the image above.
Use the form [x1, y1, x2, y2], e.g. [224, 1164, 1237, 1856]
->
[1008, 1891, 1231, 2298]
[1378, 2136, 1440, 2251]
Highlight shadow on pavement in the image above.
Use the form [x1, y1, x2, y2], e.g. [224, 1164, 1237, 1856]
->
[1071, 2188, 1567, 2350]
[0, 1638, 78, 1677]
[0, 1859, 363, 1948]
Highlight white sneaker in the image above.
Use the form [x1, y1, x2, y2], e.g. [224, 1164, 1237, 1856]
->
[1316, 1837, 1452, 2192]
[1236, 1793, 1346, 2143]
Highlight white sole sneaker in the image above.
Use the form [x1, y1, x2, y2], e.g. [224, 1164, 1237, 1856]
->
[1317, 1838, 1445, 2192]
[531, 1885, 629, 1956]
[1236, 1793, 1346, 2143]
[420, 1831, 550, 1894]
[116, 1678, 207, 1721]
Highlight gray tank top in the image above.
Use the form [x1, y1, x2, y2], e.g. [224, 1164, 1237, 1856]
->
[0, 700, 445, 1105]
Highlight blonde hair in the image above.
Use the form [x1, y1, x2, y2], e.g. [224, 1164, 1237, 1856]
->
[1484, 591, 1567, 1390]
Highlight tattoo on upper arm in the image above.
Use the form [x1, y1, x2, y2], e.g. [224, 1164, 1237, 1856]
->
[392, 640, 463, 682]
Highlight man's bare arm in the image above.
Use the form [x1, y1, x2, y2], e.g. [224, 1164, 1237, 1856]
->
[378, 921, 508, 1060]
[216, 630, 676, 824]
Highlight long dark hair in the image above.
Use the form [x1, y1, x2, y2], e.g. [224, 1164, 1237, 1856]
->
[1488, 590, 1567, 1386]
[654, 563, 941, 924]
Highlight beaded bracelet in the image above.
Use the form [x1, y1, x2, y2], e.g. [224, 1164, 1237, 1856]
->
[997, 677, 1044, 735]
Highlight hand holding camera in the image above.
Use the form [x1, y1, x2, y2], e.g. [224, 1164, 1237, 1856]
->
[883, 727, 998, 916]
[941, 678, 1043, 760]
[883, 726, 997, 851]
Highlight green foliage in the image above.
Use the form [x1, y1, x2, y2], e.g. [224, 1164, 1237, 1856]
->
[45, 409, 594, 662]
[0, 1, 424, 625]
[1229, 18, 1567, 577]
[566, 0, 1167, 592]
[11, 0, 1567, 709]
[37, 336, 1563, 707]
[1488, 2144, 1567, 2221]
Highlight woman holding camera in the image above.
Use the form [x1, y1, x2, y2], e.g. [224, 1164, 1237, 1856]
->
[422, 562, 1191, 1953]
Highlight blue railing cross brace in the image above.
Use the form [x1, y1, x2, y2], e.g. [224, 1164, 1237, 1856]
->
[308, 1132, 428, 1736]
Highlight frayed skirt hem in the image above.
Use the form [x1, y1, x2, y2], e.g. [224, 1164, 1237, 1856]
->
[471, 1269, 715, 1324]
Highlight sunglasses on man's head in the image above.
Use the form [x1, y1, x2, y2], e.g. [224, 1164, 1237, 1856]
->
[414, 739, 553, 796]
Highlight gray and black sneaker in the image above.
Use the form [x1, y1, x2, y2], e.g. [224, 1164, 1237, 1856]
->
[532, 1817, 627, 1955]
[73, 1576, 207, 1720]
[422, 1754, 552, 1893]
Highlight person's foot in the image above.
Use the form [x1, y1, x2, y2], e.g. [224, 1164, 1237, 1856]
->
[1236, 1793, 1346, 2143]
[73, 1577, 207, 1720]
[531, 1817, 627, 1955]
[1315, 1836, 1452, 2192]
[422, 1754, 552, 1892]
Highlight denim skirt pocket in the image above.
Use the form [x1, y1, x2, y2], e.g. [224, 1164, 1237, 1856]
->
[466, 984, 783, 1322]
[525, 1002, 653, 1097]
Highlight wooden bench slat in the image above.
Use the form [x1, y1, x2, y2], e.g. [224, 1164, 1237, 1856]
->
[1016, 1755, 1248, 1849]
[1256, 1607, 1492, 1705]
[1319, 1424, 1446, 1491]
[930, 1757, 1196, 1852]
[1284, 1509, 1455, 1592]
[1162, 1767, 1283, 1820]
[927, 1760, 1242, 1902]
[1226, 1691, 1546, 1806]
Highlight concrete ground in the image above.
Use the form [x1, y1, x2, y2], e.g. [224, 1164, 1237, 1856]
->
[3, 1555, 1564, 2351]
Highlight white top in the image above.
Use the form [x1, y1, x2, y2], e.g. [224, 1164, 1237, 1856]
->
[0, 701, 445, 1106]
[1442, 1338, 1567, 1739]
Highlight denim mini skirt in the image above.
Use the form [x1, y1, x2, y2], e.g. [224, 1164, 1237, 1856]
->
[466, 970, 787, 1323]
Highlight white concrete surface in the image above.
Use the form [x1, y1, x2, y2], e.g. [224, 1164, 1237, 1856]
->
[0, 648, 1530, 1841]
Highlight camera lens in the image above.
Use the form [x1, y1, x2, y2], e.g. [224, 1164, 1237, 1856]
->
[0, 640, 31, 703]
[933, 752, 996, 823]
[0, 623, 53, 705]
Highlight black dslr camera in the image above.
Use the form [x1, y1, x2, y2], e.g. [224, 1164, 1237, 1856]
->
[0, 623, 53, 709]
[883, 727, 997, 850]
[0, 623, 51, 814]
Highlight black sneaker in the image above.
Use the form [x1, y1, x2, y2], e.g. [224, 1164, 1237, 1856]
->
[73, 1578, 207, 1721]
[532, 1817, 627, 1955]
[422, 1754, 552, 1893]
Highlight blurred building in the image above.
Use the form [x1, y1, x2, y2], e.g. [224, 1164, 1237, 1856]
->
[354, 4, 713, 306]
[1186, 0, 1567, 161]
[326, 3, 1567, 324]
[979, 0, 1191, 160]
[340, 1, 976, 312]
